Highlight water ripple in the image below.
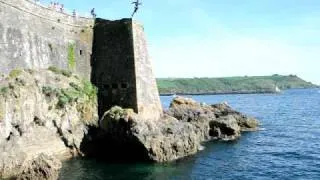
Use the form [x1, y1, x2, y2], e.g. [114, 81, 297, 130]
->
[60, 89, 320, 180]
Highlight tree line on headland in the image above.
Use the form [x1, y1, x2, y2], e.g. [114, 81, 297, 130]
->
[156, 74, 319, 95]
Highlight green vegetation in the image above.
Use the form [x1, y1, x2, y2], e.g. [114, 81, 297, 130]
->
[48, 66, 72, 77]
[42, 78, 97, 124]
[157, 75, 318, 95]
[0, 106, 3, 121]
[46, 66, 97, 110]
[48, 66, 60, 74]
[67, 42, 76, 70]
[100, 106, 135, 129]
[81, 79, 98, 102]
[0, 87, 7, 121]
[48, 43, 53, 52]
[0, 87, 9, 95]
[9, 69, 22, 79]
[42, 79, 97, 109]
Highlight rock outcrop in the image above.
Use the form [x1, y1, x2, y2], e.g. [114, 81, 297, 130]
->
[95, 107, 200, 162]
[0, 68, 98, 179]
[94, 96, 259, 162]
[17, 153, 62, 180]
[0, 68, 259, 178]
[167, 96, 259, 141]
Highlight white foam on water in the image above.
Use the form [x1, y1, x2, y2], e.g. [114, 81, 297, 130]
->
[198, 145, 205, 151]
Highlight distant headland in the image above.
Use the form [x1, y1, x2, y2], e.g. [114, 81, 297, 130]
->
[157, 74, 319, 95]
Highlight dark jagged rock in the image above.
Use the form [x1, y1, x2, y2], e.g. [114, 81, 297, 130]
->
[93, 96, 260, 162]
[209, 115, 240, 140]
[84, 106, 200, 162]
[210, 102, 260, 131]
[167, 96, 259, 141]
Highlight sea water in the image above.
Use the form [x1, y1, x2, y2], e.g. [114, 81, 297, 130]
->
[60, 89, 320, 180]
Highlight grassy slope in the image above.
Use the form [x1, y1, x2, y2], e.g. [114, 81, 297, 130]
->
[157, 75, 318, 94]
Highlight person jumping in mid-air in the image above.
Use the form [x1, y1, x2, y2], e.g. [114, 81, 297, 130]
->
[131, 0, 142, 17]
[91, 8, 96, 18]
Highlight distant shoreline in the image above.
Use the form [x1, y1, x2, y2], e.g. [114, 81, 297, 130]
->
[159, 87, 319, 96]
[157, 75, 318, 96]
[160, 90, 278, 96]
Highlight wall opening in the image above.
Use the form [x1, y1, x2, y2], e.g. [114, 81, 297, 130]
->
[104, 84, 110, 89]
[80, 50, 83, 55]
[112, 83, 118, 89]
[121, 83, 128, 89]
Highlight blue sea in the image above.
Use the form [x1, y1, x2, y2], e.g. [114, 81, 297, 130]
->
[60, 89, 320, 180]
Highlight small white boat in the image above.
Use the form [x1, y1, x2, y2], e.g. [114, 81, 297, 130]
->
[275, 86, 281, 93]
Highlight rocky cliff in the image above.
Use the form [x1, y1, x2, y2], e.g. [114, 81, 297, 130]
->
[0, 68, 98, 179]
[0, 69, 259, 179]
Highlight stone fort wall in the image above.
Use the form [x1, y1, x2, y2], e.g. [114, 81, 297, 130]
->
[0, 0, 94, 78]
[91, 18, 162, 120]
[91, 18, 138, 116]
[0, 0, 162, 120]
[132, 21, 162, 120]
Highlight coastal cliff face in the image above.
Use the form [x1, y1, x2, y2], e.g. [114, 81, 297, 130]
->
[0, 69, 98, 179]
[0, 69, 259, 178]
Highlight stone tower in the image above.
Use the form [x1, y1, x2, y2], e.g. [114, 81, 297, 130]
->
[91, 18, 162, 120]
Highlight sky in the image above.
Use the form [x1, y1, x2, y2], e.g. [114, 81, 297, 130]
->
[42, 0, 320, 84]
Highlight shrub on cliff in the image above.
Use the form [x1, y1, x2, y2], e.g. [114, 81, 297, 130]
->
[8, 69, 22, 79]
[48, 66, 72, 77]
[67, 43, 76, 70]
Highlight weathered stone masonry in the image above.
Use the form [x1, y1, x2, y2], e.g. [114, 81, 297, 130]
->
[0, 0, 94, 77]
[91, 19, 137, 116]
[91, 19, 162, 120]
[0, 0, 162, 119]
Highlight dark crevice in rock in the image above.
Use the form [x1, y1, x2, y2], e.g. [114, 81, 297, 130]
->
[209, 121, 235, 136]
[6, 132, 13, 141]
[52, 120, 71, 149]
[13, 125, 23, 136]
[80, 127, 152, 163]
[33, 116, 44, 126]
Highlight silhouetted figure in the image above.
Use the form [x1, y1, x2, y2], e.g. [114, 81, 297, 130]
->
[49, 1, 53, 8]
[131, 0, 142, 17]
[72, 9, 76, 17]
[60, 4, 64, 12]
[91, 8, 96, 18]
